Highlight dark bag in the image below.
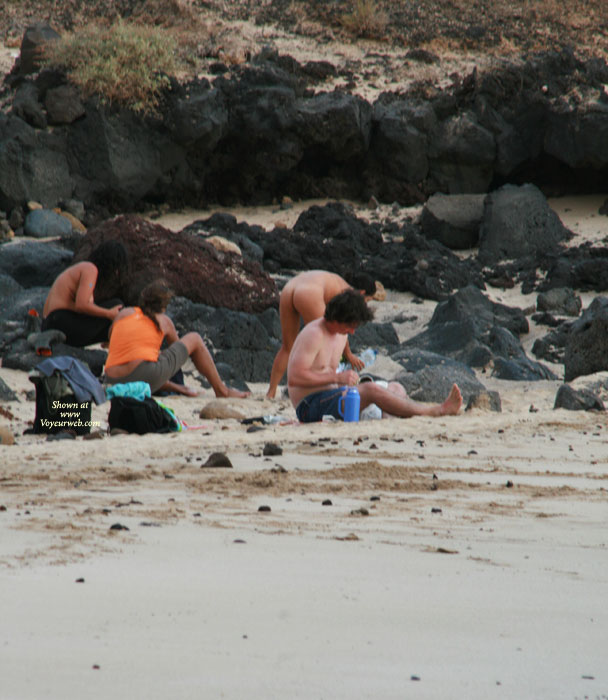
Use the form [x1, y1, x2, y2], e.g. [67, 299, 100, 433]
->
[30, 372, 93, 435]
[108, 396, 177, 435]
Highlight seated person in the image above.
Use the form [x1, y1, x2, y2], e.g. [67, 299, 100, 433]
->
[104, 280, 249, 399]
[267, 269, 377, 398]
[42, 240, 128, 347]
[287, 289, 462, 422]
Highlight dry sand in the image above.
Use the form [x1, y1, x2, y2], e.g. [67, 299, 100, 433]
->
[1, 195, 608, 699]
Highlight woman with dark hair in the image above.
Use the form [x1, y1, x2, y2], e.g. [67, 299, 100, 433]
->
[42, 240, 128, 347]
[104, 280, 249, 398]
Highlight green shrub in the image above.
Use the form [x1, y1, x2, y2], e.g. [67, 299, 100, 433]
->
[42, 20, 179, 115]
[341, 0, 388, 39]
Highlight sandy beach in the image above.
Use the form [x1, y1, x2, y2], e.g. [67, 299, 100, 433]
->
[1, 194, 608, 699]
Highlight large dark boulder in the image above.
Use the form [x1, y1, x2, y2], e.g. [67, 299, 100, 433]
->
[67, 102, 187, 209]
[74, 215, 278, 313]
[478, 183, 571, 265]
[45, 84, 86, 125]
[564, 296, 608, 381]
[297, 91, 372, 160]
[536, 287, 582, 316]
[348, 322, 400, 355]
[0, 240, 73, 288]
[531, 320, 572, 364]
[488, 326, 557, 380]
[395, 361, 498, 409]
[12, 82, 47, 129]
[241, 202, 385, 279]
[165, 82, 228, 151]
[399, 286, 556, 379]
[420, 193, 485, 249]
[24, 209, 73, 238]
[367, 230, 485, 301]
[427, 111, 495, 194]
[545, 102, 608, 170]
[369, 99, 432, 183]
[0, 114, 73, 212]
[167, 296, 279, 383]
[553, 384, 604, 411]
[541, 244, 608, 293]
[428, 284, 529, 337]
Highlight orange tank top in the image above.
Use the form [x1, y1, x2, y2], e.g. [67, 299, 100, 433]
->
[105, 308, 164, 368]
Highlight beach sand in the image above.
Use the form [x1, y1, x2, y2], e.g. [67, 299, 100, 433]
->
[1, 195, 608, 699]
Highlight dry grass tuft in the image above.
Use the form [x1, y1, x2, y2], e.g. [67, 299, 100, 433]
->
[341, 0, 388, 40]
[42, 20, 180, 115]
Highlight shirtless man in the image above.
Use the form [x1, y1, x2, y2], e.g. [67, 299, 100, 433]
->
[42, 240, 128, 347]
[266, 270, 377, 398]
[287, 289, 463, 422]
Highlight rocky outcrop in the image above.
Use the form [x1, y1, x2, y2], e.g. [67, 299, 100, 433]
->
[478, 183, 572, 265]
[1, 37, 607, 216]
[564, 297, 608, 381]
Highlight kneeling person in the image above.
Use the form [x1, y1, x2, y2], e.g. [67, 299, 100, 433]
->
[287, 289, 462, 422]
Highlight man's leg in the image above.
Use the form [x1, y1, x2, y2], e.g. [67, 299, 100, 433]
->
[358, 381, 462, 417]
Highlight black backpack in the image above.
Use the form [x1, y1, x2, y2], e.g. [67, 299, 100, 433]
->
[108, 396, 178, 435]
[29, 371, 93, 435]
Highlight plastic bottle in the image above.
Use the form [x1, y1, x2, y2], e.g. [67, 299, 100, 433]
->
[338, 387, 360, 422]
[336, 347, 378, 373]
[263, 415, 284, 425]
[359, 348, 377, 368]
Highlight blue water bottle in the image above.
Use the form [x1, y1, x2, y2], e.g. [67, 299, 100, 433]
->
[339, 387, 360, 422]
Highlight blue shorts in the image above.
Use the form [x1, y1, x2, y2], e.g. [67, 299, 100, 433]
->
[295, 387, 348, 423]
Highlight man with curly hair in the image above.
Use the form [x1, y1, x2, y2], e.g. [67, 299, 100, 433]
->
[288, 289, 462, 423]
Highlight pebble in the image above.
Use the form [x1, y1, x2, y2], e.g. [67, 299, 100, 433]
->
[202, 452, 233, 468]
[263, 442, 283, 456]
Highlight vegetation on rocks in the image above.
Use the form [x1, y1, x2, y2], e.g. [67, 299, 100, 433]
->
[42, 20, 179, 114]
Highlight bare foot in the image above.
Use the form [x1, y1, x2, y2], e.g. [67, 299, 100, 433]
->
[439, 383, 462, 415]
[177, 385, 200, 397]
[217, 386, 251, 399]
[160, 380, 200, 397]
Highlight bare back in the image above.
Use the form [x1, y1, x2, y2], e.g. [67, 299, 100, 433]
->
[43, 261, 98, 317]
[282, 270, 350, 323]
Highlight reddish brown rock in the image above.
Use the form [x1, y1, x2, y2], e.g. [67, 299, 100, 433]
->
[75, 214, 278, 313]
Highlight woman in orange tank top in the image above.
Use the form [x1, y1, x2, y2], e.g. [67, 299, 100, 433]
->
[104, 281, 250, 398]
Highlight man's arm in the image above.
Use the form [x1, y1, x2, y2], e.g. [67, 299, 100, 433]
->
[343, 340, 365, 371]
